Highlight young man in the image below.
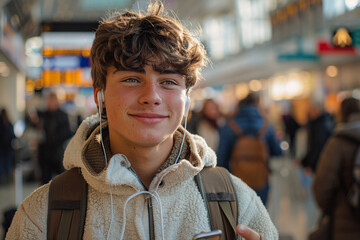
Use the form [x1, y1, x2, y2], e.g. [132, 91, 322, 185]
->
[7, 2, 277, 239]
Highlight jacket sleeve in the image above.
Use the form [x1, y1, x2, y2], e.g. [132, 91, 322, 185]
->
[216, 125, 236, 170]
[264, 125, 282, 157]
[6, 184, 50, 240]
[230, 174, 278, 240]
[313, 137, 341, 213]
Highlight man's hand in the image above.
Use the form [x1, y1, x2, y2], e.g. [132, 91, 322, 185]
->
[236, 224, 261, 240]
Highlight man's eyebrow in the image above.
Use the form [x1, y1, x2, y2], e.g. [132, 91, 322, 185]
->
[112, 67, 182, 75]
[113, 68, 145, 74]
[160, 69, 182, 75]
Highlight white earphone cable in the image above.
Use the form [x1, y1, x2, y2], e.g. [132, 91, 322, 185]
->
[99, 111, 115, 240]
[120, 191, 165, 240]
[174, 118, 188, 165]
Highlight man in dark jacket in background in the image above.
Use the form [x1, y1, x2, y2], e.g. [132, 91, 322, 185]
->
[38, 92, 73, 184]
[313, 97, 360, 239]
[301, 102, 334, 174]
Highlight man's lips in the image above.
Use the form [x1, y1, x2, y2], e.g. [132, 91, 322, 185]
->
[129, 113, 168, 124]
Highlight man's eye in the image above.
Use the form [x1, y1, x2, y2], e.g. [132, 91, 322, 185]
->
[162, 80, 177, 85]
[123, 78, 139, 83]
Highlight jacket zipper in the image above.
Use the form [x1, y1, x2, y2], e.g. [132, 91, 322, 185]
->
[148, 198, 155, 240]
[129, 167, 155, 240]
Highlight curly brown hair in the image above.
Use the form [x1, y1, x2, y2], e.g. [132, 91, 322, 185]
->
[90, 1, 208, 90]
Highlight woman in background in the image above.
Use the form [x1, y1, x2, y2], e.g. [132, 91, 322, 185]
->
[196, 99, 223, 151]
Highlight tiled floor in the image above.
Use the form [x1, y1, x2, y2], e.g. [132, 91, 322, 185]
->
[268, 157, 320, 240]
[0, 177, 40, 238]
[0, 157, 319, 239]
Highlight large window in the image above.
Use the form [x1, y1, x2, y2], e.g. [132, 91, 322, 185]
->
[236, 0, 272, 49]
[202, 15, 240, 60]
[201, 0, 274, 59]
[323, 0, 346, 18]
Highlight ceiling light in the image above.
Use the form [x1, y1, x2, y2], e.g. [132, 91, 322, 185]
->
[345, 0, 359, 10]
[326, 65, 338, 77]
[249, 80, 262, 92]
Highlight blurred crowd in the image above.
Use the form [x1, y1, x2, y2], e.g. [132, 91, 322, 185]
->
[0, 92, 76, 185]
[187, 91, 360, 238]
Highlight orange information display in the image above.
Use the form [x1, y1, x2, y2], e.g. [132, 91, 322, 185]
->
[38, 48, 92, 88]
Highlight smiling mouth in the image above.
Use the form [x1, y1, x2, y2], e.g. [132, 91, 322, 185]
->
[129, 113, 168, 124]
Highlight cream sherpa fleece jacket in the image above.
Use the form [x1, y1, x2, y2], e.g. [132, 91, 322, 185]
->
[6, 114, 278, 240]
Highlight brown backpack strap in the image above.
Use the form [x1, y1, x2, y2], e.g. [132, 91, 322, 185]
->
[195, 167, 238, 240]
[47, 168, 88, 240]
[257, 119, 268, 138]
[228, 119, 243, 137]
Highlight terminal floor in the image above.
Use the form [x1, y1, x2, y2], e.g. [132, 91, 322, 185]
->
[0, 157, 319, 239]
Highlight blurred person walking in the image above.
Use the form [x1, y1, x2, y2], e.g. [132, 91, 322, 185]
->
[282, 106, 301, 159]
[19, 107, 43, 182]
[0, 108, 15, 184]
[188, 99, 223, 151]
[301, 102, 334, 174]
[312, 97, 360, 240]
[297, 102, 334, 231]
[38, 92, 73, 184]
[217, 92, 282, 206]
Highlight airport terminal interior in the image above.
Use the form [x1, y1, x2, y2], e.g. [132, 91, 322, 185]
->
[1, 0, 360, 239]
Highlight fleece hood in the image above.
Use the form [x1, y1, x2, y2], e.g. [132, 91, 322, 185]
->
[63, 113, 217, 194]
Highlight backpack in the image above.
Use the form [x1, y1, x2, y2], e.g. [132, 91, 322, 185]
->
[228, 119, 269, 190]
[47, 167, 237, 240]
[336, 134, 360, 221]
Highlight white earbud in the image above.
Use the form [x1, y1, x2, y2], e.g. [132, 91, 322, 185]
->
[184, 96, 190, 117]
[97, 90, 105, 114]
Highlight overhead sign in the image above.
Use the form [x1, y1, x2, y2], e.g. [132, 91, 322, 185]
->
[277, 51, 318, 61]
[352, 29, 360, 48]
[43, 55, 90, 70]
[317, 40, 356, 55]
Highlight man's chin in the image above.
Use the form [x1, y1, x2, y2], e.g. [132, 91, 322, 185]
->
[133, 133, 173, 148]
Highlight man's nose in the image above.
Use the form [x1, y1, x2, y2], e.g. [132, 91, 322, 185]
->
[138, 82, 162, 106]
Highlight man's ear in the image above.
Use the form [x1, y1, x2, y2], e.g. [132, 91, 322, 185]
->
[93, 87, 105, 108]
[93, 87, 99, 106]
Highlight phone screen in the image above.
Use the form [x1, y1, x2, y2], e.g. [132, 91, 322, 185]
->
[192, 230, 222, 240]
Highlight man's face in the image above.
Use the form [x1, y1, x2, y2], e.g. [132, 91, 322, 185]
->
[100, 65, 187, 150]
[47, 95, 59, 112]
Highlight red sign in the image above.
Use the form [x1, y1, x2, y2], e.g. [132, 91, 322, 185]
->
[317, 40, 356, 55]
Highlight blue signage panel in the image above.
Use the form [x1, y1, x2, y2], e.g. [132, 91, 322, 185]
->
[352, 29, 360, 48]
[277, 51, 319, 61]
[43, 55, 90, 70]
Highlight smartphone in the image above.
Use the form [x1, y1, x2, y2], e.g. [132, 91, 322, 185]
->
[192, 229, 222, 240]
